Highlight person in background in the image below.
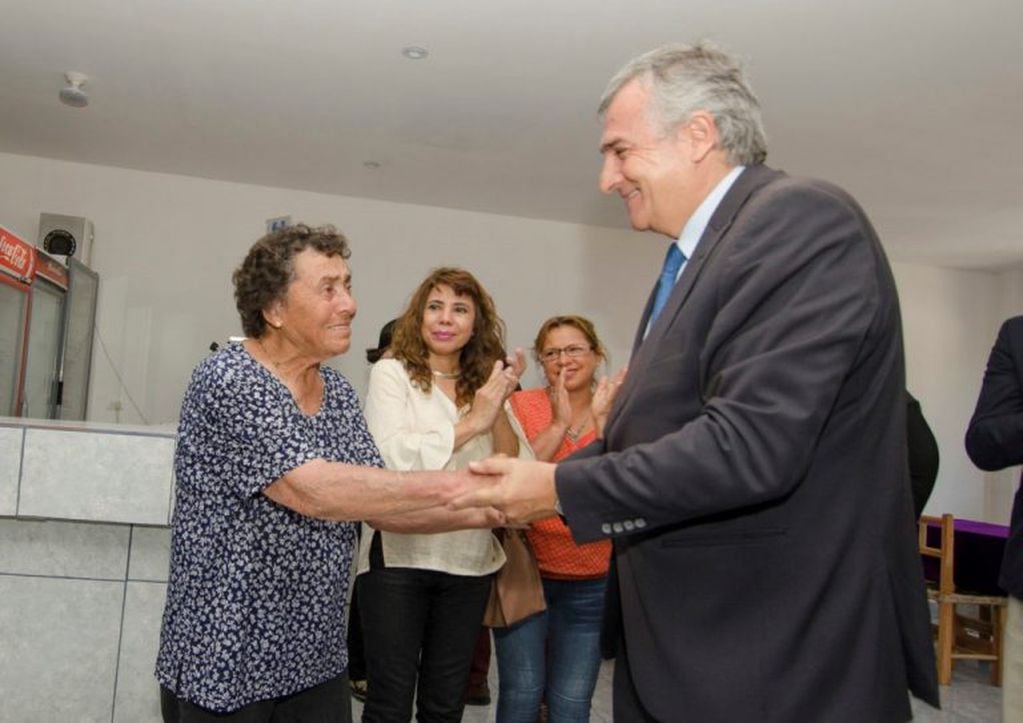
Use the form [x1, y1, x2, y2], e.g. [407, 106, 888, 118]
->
[366, 320, 397, 365]
[495, 315, 623, 723]
[465, 629, 494, 706]
[906, 391, 939, 518]
[965, 314, 1023, 720]
[348, 319, 398, 705]
[456, 43, 939, 720]
[358, 267, 524, 722]
[156, 226, 501, 723]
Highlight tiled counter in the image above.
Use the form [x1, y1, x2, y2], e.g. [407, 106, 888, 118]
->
[0, 417, 175, 722]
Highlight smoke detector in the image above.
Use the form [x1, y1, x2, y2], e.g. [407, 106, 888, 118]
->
[59, 72, 89, 108]
[401, 46, 429, 60]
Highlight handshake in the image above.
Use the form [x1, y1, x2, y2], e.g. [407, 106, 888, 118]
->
[450, 457, 560, 527]
[447, 358, 625, 530]
[451, 362, 625, 528]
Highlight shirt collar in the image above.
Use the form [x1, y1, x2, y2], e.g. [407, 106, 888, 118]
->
[674, 165, 746, 262]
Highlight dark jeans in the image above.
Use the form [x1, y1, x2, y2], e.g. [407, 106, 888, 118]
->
[160, 673, 351, 723]
[358, 567, 492, 722]
[347, 576, 367, 681]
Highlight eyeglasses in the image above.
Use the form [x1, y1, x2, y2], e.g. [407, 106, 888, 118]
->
[539, 345, 592, 364]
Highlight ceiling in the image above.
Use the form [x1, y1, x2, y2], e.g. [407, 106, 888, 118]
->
[2, 0, 1021, 269]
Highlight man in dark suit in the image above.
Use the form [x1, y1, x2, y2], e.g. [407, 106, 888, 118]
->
[965, 315, 1023, 718]
[460, 43, 938, 720]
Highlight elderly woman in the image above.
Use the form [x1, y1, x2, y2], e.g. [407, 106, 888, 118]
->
[495, 315, 623, 723]
[156, 226, 504, 723]
[358, 267, 522, 722]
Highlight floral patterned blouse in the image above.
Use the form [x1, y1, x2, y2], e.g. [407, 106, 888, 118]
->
[155, 343, 381, 712]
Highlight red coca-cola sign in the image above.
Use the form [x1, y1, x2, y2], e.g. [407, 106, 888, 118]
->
[0, 225, 36, 282]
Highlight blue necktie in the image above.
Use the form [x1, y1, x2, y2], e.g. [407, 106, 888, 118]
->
[649, 243, 686, 326]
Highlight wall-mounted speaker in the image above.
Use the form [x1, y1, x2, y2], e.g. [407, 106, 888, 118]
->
[37, 213, 94, 267]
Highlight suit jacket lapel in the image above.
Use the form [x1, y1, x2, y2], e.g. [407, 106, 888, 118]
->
[631, 285, 658, 356]
[605, 165, 783, 435]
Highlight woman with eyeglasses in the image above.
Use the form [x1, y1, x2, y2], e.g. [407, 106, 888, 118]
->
[494, 315, 625, 723]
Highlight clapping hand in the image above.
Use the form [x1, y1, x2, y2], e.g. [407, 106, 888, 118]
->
[470, 362, 514, 429]
[591, 366, 627, 438]
[550, 368, 572, 430]
[468, 349, 527, 433]
[502, 348, 527, 395]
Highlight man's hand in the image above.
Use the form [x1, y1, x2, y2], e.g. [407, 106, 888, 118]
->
[453, 456, 560, 524]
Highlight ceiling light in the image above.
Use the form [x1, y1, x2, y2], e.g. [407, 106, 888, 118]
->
[401, 46, 429, 60]
[59, 72, 89, 108]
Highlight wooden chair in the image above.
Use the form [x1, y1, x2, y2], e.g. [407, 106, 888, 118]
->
[918, 513, 1008, 685]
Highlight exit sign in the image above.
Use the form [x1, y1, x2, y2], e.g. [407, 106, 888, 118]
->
[266, 215, 291, 233]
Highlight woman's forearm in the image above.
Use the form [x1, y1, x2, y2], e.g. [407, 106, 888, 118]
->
[368, 505, 505, 532]
[525, 422, 567, 462]
[491, 409, 519, 457]
[265, 459, 473, 522]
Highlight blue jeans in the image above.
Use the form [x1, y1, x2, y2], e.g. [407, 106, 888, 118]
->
[493, 576, 606, 723]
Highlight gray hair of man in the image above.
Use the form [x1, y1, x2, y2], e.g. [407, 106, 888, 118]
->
[598, 42, 768, 166]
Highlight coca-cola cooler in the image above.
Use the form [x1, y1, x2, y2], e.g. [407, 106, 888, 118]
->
[0, 226, 33, 416]
[0, 224, 99, 420]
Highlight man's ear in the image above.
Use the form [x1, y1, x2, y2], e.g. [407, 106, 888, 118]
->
[680, 110, 720, 163]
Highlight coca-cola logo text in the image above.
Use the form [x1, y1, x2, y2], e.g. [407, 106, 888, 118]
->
[0, 232, 33, 277]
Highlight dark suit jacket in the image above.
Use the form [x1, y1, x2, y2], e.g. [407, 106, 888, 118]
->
[965, 315, 1023, 600]
[557, 164, 939, 721]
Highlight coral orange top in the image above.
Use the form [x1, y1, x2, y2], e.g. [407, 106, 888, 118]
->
[508, 388, 612, 579]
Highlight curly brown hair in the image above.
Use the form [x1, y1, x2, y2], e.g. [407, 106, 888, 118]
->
[391, 267, 506, 407]
[232, 224, 351, 338]
[533, 315, 606, 365]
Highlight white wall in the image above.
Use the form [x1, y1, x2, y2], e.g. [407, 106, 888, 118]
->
[0, 152, 659, 425]
[2, 151, 1018, 523]
[892, 262, 1019, 523]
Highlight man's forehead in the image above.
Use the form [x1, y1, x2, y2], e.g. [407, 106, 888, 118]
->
[598, 109, 626, 150]
[599, 79, 651, 148]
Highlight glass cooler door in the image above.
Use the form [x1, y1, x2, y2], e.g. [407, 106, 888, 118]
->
[57, 258, 99, 420]
[22, 278, 66, 418]
[0, 275, 29, 416]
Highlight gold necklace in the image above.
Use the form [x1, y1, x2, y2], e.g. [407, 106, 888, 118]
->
[566, 417, 590, 441]
[431, 368, 461, 380]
